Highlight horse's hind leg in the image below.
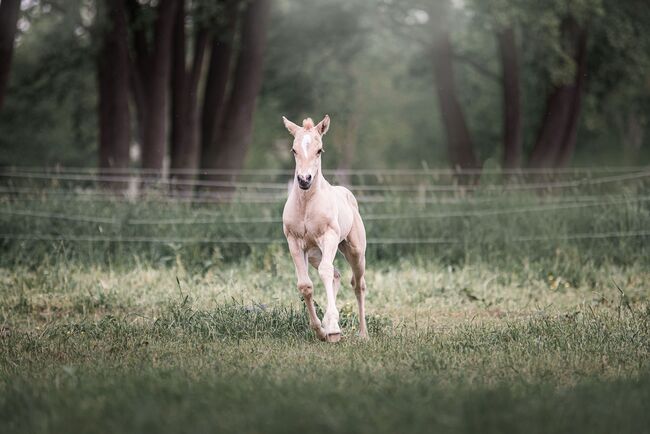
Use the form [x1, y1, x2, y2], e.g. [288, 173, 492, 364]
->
[340, 241, 368, 339]
[307, 248, 341, 299]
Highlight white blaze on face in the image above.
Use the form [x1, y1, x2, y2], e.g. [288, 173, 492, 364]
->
[301, 133, 312, 158]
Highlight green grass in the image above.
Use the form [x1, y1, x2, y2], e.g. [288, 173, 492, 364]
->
[1, 182, 649, 268]
[1, 258, 649, 434]
[1, 187, 650, 433]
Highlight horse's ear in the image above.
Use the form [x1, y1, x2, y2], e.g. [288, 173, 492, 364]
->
[316, 115, 330, 136]
[283, 116, 300, 136]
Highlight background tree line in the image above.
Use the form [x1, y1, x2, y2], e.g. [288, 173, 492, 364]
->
[1, 0, 649, 176]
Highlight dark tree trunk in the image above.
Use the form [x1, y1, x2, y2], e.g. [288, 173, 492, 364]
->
[528, 87, 574, 167]
[170, 0, 207, 190]
[184, 30, 208, 172]
[555, 28, 588, 167]
[170, 2, 189, 175]
[429, 3, 479, 171]
[127, 0, 147, 146]
[129, 0, 179, 172]
[0, 0, 20, 111]
[207, 0, 272, 172]
[97, 0, 131, 178]
[529, 20, 588, 168]
[200, 3, 238, 169]
[497, 27, 522, 170]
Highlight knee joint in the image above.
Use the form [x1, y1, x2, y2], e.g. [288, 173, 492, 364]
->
[297, 280, 313, 297]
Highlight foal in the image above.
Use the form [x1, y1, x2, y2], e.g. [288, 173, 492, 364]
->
[282, 115, 368, 342]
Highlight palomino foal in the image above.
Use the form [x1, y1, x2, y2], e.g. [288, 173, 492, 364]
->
[282, 115, 368, 342]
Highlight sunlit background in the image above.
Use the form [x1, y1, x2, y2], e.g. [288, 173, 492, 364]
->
[1, 0, 649, 173]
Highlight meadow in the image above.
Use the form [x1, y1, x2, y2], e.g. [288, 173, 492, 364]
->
[1, 169, 649, 433]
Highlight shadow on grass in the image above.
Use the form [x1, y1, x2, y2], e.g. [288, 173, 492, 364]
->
[1, 368, 649, 434]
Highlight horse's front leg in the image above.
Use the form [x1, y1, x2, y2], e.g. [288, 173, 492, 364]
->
[318, 231, 342, 343]
[287, 237, 327, 341]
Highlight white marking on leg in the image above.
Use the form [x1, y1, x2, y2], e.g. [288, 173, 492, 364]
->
[301, 134, 311, 158]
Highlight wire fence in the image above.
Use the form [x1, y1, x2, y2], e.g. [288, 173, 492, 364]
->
[2, 167, 649, 257]
[1, 167, 650, 194]
[1, 229, 649, 245]
[2, 195, 650, 225]
[4, 165, 650, 175]
[4, 185, 646, 204]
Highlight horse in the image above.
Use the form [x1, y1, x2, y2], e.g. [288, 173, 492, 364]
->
[281, 115, 368, 343]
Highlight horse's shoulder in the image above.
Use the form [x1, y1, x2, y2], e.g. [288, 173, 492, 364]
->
[282, 195, 299, 223]
[333, 185, 359, 210]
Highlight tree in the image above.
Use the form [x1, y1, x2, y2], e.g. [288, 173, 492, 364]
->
[497, 26, 522, 169]
[428, 1, 479, 170]
[200, 0, 239, 169]
[529, 18, 588, 168]
[128, 0, 180, 172]
[97, 0, 131, 174]
[0, 0, 20, 111]
[203, 0, 272, 173]
[0, 1, 98, 167]
[466, 0, 599, 169]
[378, 0, 481, 171]
[170, 0, 208, 188]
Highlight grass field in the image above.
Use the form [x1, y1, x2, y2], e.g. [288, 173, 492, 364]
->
[1, 173, 650, 433]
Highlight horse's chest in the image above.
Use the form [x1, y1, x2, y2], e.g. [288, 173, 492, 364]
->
[285, 214, 328, 238]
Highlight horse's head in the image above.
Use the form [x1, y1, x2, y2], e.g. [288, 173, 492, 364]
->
[282, 115, 330, 190]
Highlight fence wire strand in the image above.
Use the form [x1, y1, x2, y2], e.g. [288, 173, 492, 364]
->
[2, 195, 649, 225]
[2, 168, 649, 191]
[4, 165, 650, 175]
[1, 230, 648, 245]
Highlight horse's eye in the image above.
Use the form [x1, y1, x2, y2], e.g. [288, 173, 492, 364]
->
[317, 149, 323, 155]
[291, 149, 297, 155]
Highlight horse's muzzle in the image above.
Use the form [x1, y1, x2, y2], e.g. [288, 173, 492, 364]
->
[297, 174, 312, 190]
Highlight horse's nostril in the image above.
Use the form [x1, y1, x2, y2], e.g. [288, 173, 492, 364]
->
[297, 174, 311, 184]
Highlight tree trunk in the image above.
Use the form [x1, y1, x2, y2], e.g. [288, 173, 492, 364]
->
[138, 0, 179, 172]
[527, 88, 574, 168]
[207, 0, 272, 173]
[0, 0, 20, 111]
[97, 0, 131, 179]
[170, 0, 207, 191]
[184, 30, 208, 172]
[497, 27, 522, 170]
[200, 3, 239, 170]
[170, 1, 189, 176]
[429, 2, 479, 171]
[529, 20, 587, 168]
[555, 28, 588, 167]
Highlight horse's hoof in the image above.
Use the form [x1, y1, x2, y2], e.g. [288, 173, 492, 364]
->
[326, 333, 341, 343]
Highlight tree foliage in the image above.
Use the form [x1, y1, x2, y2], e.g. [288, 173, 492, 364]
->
[1, 0, 650, 171]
